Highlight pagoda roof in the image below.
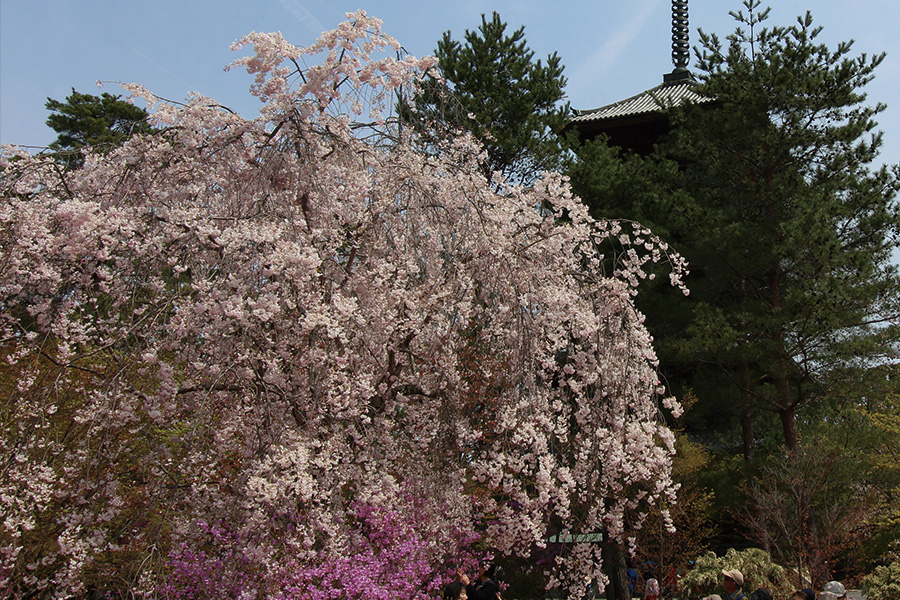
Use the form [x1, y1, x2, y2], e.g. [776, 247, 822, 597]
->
[565, 0, 710, 152]
[569, 77, 711, 127]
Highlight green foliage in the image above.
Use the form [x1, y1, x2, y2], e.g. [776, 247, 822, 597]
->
[568, 137, 680, 224]
[45, 88, 156, 168]
[569, 0, 900, 574]
[861, 401, 900, 556]
[412, 12, 569, 185]
[657, 0, 900, 573]
[817, 364, 900, 565]
[650, 0, 900, 452]
[680, 547, 789, 599]
[861, 561, 900, 600]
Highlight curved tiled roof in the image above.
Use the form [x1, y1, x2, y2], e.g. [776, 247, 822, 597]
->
[570, 79, 711, 125]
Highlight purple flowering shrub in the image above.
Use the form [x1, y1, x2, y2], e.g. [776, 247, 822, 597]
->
[162, 500, 480, 600]
[161, 521, 262, 599]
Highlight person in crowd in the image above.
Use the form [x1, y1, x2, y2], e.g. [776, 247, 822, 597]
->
[662, 565, 680, 598]
[821, 581, 846, 600]
[463, 560, 500, 600]
[626, 567, 639, 597]
[643, 577, 660, 600]
[749, 588, 772, 600]
[702, 596, 723, 600]
[641, 560, 658, 583]
[722, 569, 747, 600]
[443, 581, 468, 600]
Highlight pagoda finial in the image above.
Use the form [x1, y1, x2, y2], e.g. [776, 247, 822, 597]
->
[664, 0, 692, 82]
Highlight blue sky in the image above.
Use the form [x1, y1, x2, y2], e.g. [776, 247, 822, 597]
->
[2, 0, 899, 168]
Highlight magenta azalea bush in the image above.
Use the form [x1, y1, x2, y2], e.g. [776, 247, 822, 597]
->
[162, 499, 473, 600]
[0, 11, 686, 599]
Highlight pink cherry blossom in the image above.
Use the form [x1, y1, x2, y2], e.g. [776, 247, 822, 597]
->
[0, 12, 685, 599]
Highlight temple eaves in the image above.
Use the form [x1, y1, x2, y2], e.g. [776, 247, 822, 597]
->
[568, 80, 707, 127]
[565, 0, 713, 151]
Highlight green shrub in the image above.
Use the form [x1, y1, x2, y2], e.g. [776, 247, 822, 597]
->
[679, 548, 789, 600]
[861, 561, 900, 600]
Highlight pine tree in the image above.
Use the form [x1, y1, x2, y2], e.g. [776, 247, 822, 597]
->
[410, 12, 569, 186]
[654, 0, 900, 452]
[45, 89, 156, 168]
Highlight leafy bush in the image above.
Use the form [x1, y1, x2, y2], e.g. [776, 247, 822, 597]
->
[679, 548, 789, 600]
[861, 561, 900, 600]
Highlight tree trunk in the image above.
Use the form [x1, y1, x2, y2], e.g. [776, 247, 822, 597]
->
[741, 406, 755, 462]
[779, 404, 800, 451]
[601, 537, 631, 600]
[740, 358, 755, 462]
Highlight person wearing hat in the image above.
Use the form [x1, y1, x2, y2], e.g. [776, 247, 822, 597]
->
[821, 581, 846, 600]
[643, 578, 660, 600]
[722, 569, 747, 600]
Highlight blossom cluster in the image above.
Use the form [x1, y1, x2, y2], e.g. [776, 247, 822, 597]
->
[0, 11, 684, 598]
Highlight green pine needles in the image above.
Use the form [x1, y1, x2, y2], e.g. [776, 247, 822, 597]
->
[409, 12, 570, 186]
[45, 89, 156, 168]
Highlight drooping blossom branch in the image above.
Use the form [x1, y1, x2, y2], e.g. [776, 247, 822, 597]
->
[0, 11, 685, 599]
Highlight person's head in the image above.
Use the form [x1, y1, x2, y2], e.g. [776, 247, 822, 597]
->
[644, 578, 660, 597]
[702, 595, 723, 600]
[479, 560, 497, 581]
[750, 588, 772, 600]
[801, 588, 816, 600]
[722, 569, 744, 594]
[823, 581, 846, 599]
[443, 581, 467, 600]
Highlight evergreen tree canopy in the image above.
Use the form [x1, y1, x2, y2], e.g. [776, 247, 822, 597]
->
[656, 0, 900, 451]
[412, 12, 569, 185]
[566, 0, 900, 575]
[45, 89, 156, 168]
